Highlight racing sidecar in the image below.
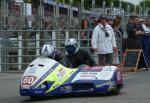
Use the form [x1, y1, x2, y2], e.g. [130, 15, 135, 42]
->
[20, 57, 123, 98]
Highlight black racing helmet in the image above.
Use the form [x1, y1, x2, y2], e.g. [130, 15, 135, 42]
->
[65, 38, 78, 55]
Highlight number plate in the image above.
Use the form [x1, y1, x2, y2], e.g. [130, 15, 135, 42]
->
[22, 76, 37, 86]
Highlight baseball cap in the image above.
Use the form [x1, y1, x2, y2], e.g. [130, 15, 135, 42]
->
[99, 14, 107, 20]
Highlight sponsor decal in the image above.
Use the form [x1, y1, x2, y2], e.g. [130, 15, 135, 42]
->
[56, 68, 66, 81]
[96, 82, 111, 88]
[72, 71, 114, 82]
[21, 86, 30, 89]
[79, 72, 97, 78]
[22, 76, 37, 86]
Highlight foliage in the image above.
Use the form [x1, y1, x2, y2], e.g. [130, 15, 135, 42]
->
[139, 0, 150, 8]
[135, 0, 150, 14]
[30, 0, 40, 7]
[30, 0, 137, 14]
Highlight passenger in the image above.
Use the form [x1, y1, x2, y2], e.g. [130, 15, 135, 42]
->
[65, 38, 96, 68]
[41, 44, 67, 66]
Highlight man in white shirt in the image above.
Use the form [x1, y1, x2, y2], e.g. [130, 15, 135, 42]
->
[91, 14, 117, 65]
[142, 17, 150, 35]
[142, 17, 150, 63]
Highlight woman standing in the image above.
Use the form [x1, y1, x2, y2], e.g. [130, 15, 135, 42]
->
[81, 19, 90, 47]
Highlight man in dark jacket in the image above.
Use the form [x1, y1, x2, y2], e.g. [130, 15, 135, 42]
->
[65, 38, 96, 68]
[127, 16, 144, 49]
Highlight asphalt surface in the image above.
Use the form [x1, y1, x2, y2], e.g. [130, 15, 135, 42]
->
[0, 70, 150, 103]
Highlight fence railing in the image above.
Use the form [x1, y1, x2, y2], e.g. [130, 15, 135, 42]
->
[0, 29, 122, 71]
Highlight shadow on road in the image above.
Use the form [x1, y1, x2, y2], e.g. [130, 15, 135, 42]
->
[23, 92, 125, 102]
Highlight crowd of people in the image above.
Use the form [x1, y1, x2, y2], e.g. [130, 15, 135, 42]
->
[41, 14, 150, 68]
[81, 14, 124, 65]
[80, 14, 150, 66]
[126, 15, 150, 63]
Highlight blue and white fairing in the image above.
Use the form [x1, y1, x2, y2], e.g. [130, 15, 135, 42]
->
[60, 66, 123, 94]
[20, 57, 123, 97]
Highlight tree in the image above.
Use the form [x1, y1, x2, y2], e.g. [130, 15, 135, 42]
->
[24, 0, 32, 3]
[138, 0, 150, 14]
[84, 0, 92, 10]
[30, 0, 40, 8]
[94, 0, 117, 8]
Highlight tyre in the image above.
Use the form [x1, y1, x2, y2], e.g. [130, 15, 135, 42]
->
[110, 83, 123, 95]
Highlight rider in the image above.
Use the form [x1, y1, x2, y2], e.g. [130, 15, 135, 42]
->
[65, 38, 96, 68]
[41, 44, 67, 66]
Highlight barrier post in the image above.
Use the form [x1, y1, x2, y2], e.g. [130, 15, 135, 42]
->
[36, 33, 40, 56]
[52, 31, 56, 47]
[18, 34, 22, 70]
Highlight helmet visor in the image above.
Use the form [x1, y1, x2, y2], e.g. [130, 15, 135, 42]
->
[66, 45, 76, 55]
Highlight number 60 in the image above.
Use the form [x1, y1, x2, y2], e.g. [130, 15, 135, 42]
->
[22, 76, 36, 85]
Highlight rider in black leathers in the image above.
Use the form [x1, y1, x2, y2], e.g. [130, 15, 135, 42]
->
[65, 38, 96, 68]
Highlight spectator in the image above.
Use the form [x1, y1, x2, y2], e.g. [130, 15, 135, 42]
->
[126, 15, 135, 37]
[112, 17, 123, 37]
[127, 15, 135, 27]
[126, 16, 144, 49]
[89, 16, 98, 54]
[112, 16, 125, 52]
[65, 38, 96, 68]
[112, 17, 126, 64]
[89, 16, 98, 29]
[140, 18, 144, 24]
[113, 15, 124, 36]
[107, 16, 113, 26]
[41, 44, 68, 66]
[81, 18, 94, 54]
[81, 19, 90, 47]
[125, 15, 135, 51]
[142, 17, 150, 63]
[91, 14, 117, 65]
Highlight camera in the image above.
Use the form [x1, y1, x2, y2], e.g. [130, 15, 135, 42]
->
[105, 31, 109, 37]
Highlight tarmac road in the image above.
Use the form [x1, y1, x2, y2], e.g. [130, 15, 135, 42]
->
[0, 71, 150, 103]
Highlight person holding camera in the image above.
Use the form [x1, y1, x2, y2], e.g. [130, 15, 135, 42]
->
[91, 14, 117, 65]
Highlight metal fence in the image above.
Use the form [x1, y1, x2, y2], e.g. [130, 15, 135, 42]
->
[0, 29, 123, 71]
[0, 1, 126, 71]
